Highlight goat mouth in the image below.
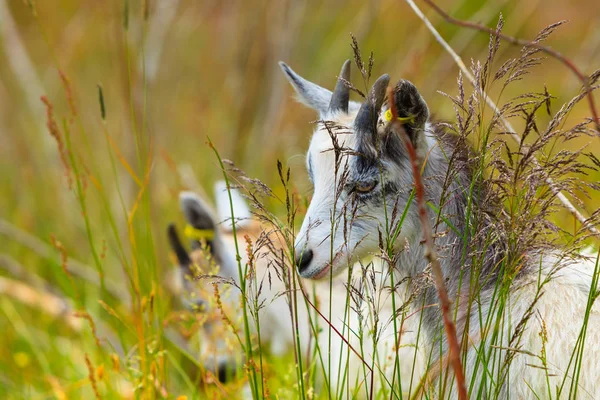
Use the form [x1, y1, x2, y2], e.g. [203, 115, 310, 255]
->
[298, 263, 331, 279]
[312, 264, 332, 279]
[300, 251, 344, 280]
[305, 250, 344, 280]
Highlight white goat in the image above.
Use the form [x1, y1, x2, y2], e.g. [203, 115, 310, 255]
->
[280, 59, 600, 399]
[166, 183, 425, 398]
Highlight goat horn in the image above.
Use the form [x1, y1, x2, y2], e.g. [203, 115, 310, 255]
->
[328, 59, 351, 113]
[354, 74, 390, 137]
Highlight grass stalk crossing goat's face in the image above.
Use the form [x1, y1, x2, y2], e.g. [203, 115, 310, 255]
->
[280, 60, 433, 279]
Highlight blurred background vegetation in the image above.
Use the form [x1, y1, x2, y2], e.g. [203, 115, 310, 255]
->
[0, 0, 598, 398]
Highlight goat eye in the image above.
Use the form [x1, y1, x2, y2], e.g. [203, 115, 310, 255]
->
[355, 181, 377, 194]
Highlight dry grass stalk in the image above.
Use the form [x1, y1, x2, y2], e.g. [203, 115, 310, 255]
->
[419, 0, 599, 132]
[405, 0, 600, 239]
[387, 87, 468, 400]
[41, 95, 73, 189]
[74, 311, 102, 349]
[0, 275, 82, 331]
[0, 219, 127, 302]
[84, 353, 102, 400]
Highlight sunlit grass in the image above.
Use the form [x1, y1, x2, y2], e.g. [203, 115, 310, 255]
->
[0, 1, 598, 399]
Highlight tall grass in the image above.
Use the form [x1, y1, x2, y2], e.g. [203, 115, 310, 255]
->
[0, 1, 598, 399]
[197, 22, 599, 399]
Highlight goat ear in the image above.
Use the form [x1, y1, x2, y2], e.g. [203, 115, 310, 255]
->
[167, 223, 209, 312]
[179, 191, 217, 249]
[392, 80, 430, 146]
[279, 62, 332, 115]
[167, 223, 192, 276]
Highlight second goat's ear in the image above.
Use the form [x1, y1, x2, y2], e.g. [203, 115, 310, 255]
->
[167, 223, 192, 274]
[179, 191, 218, 250]
[179, 192, 216, 231]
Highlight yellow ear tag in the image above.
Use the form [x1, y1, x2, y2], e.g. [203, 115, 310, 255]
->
[184, 224, 215, 241]
[384, 109, 415, 124]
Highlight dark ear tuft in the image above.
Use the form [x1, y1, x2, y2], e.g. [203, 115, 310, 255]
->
[393, 80, 430, 141]
[179, 191, 217, 250]
[167, 223, 192, 273]
[179, 192, 216, 231]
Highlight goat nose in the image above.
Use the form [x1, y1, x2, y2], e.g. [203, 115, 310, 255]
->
[295, 249, 314, 273]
